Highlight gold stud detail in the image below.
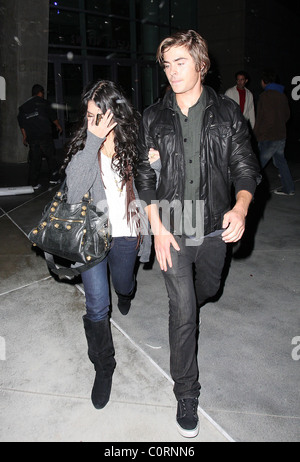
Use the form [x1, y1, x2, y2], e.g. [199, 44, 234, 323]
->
[54, 223, 59, 229]
[53, 202, 58, 207]
[57, 192, 62, 197]
[86, 256, 91, 261]
[81, 211, 86, 216]
[82, 205, 87, 211]
[66, 225, 71, 230]
[51, 207, 55, 212]
[33, 229, 38, 234]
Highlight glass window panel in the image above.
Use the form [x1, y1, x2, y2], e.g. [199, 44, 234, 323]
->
[49, 0, 80, 9]
[47, 63, 60, 140]
[92, 64, 112, 82]
[49, 47, 81, 56]
[61, 63, 83, 137]
[85, 0, 130, 17]
[86, 49, 131, 58]
[140, 65, 155, 109]
[117, 65, 133, 102]
[49, 9, 82, 47]
[47, 63, 56, 104]
[170, 1, 197, 30]
[86, 15, 130, 53]
[135, 0, 169, 25]
[136, 24, 169, 58]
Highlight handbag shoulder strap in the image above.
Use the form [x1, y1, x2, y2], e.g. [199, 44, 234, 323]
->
[61, 177, 92, 204]
[44, 252, 102, 280]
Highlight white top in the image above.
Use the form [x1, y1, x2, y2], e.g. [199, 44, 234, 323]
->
[100, 153, 136, 237]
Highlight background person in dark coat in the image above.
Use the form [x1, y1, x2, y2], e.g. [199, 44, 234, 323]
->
[17, 84, 62, 189]
[254, 70, 295, 196]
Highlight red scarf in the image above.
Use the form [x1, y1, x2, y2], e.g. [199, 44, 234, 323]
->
[237, 87, 246, 114]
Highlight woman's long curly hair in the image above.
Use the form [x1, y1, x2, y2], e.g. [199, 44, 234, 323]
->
[62, 80, 140, 182]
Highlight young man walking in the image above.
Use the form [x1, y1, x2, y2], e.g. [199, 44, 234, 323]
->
[18, 84, 62, 189]
[135, 30, 261, 438]
[225, 70, 255, 129]
[254, 70, 295, 196]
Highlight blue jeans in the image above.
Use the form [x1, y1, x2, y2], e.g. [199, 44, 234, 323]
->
[258, 140, 295, 194]
[162, 234, 227, 400]
[81, 237, 138, 322]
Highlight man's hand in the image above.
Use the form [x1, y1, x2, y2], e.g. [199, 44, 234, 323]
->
[222, 190, 253, 243]
[145, 203, 180, 271]
[222, 208, 246, 243]
[154, 231, 180, 272]
[20, 128, 28, 146]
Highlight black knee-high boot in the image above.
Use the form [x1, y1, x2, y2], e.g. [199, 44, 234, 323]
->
[83, 315, 116, 409]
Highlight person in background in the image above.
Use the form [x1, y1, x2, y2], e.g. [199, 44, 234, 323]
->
[225, 70, 255, 129]
[17, 84, 62, 190]
[62, 79, 150, 411]
[254, 69, 295, 196]
[136, 30, 261, 438]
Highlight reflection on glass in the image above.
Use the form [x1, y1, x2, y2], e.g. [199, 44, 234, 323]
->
[61, 63, 83, 137]
[135, 0, 169, 25]
[136, 23, 169, 59]
[117, 65, 133, 102]
[49, 0, 79, 8]
[49, 9, 81, 47]
[92, 65, 112, 82]
[85, 0, 130, 17]
[86, 15, 130, 54]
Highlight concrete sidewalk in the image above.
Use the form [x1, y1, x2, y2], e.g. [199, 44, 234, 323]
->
[0, 160, 299, 442]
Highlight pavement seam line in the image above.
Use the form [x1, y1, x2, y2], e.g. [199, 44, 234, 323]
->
[0, 276, 52, 297]
[0, 185, 59, 215]
[1, 209, 30, 239]
[75, 283, 236, 442]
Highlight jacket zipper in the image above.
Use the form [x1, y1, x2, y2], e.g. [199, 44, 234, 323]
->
[49, 214, 84, 224]
[201, 104, 214, 233]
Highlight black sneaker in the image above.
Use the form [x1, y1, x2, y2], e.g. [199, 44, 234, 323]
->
[49, 178, 61, 185]
[49, 171, 61, 184]
[176, 398, 199, 438]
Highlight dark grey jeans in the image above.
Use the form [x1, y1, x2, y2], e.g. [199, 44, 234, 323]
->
[162, 234, 227, 400]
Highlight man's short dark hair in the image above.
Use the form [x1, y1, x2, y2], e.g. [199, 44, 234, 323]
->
[32, 84, 44, 96]
[235, 70, 249, 80]
[261, 70, 277, 84]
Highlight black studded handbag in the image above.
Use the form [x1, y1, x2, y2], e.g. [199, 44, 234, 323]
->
[28, 181, 112, 278]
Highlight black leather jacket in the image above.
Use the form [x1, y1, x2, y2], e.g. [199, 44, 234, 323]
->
[135, 86, 261, 235]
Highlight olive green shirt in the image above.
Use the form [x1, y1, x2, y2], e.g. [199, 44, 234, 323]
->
[173, 88, 207, 233]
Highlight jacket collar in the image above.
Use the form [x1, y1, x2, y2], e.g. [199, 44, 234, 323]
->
[161, 85, 218, 111]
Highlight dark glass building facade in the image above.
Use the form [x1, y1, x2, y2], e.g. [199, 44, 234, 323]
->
[47, 0, 198, 145]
